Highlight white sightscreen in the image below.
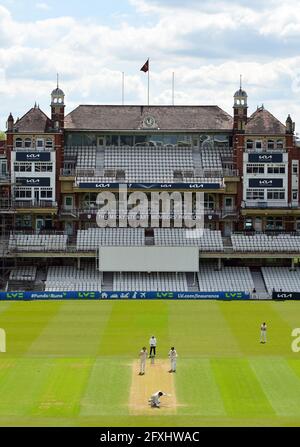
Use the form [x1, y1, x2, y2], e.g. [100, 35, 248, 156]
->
[99, 246, 199, 272]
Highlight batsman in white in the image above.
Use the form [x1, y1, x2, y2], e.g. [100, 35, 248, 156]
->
[148, 391, 170, 408]
[168, 346, 178, 373]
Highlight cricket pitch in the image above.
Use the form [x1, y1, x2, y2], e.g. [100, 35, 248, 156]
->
[129, 359, 177, 415]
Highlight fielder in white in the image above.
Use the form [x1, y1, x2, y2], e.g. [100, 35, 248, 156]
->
[148, 391, 168, 408]
[168, 347, 178, 372]
[260, 322, 267, 343]
[139, 346, 147, 375]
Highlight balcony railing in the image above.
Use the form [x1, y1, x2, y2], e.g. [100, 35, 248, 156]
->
[13, 147, 54, 152]
[245, 147, 286, 153]
[242, 201, 297, 209]
[13, 200, 58, 209]
[0, 175, 10, 183]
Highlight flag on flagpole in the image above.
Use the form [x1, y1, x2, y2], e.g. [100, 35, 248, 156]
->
[140, 59, 149, 73]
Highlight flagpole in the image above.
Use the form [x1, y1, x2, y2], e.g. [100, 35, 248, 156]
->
[172, 72, 175, 106]
[147, 58, 150, 106]
[122, 72, 125, 105]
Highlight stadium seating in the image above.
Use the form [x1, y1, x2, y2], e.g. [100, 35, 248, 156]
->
[76, 227, 145, 250]
[261, 267, 300, 294]
[9, 266, 37, 282]
[65, 146, 96, 170]
[113, 272, 188, 291]
[8, 233, 68, 252]
[45, 263, 102, 291]
[154, 228, 224, 251]
[197, 264, 254, 292]
[231, 233, 300, 252]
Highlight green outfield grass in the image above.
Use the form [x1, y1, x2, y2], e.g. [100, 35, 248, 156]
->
[0, 300, 300, 426]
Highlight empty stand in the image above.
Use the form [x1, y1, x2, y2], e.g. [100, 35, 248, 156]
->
[45, 263, 102, 291]
[154, 228, 224, 251]
[113, 272, 188, 291]
[9, 233, 68, 252]
[76, 228, 145, 251]
[231, 233, 300, 252]
[9, 266, 37, 282]
[261, 267, 300, 294]
[197, 264, 254, 292]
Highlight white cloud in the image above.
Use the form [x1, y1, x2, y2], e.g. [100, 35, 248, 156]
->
[0, 1, 300, 132]
[36, 2, 50, 11]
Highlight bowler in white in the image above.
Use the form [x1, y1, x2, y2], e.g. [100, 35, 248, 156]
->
[139, 347, 147, 375]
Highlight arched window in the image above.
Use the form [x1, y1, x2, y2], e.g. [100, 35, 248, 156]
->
[24, 138, 32, 148]
[15, 138, 22, 148]
[277, 140, 284, 149]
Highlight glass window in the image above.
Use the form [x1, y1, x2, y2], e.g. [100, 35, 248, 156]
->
[34, 163, 53, 172]
[267, 165, 285, 174]
[15, 138, 23, 148]
[14, 162, 31, 172]
[111, 135, 119, 146]
[277, 140, 284, 149]
[204, 194, 215, 210]
[267, 140, 275, 149]
[15, 188, 32, 199]
[24, 138, 32, 148]
[40, 188, 52, 199]
[246, 189, 264, 200]
[65, 196, 73, 206]
[36, 139, 44, 148]
[246, 164, 264, 174]
[246, 140, 254, 149]
[225, 197, 233, 208]
[120, 135, 133, 146]
[46, 138, 53, 148]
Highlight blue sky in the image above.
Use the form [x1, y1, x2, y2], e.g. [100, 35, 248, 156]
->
[0, 0, 300, 132]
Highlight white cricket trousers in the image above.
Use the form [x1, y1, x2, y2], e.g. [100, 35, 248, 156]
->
[140, 359, 146, 374]
[260, 330, 267, 342]
[171, 358, 177, 371]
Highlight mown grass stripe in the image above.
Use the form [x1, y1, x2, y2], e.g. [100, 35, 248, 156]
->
[218, 301, 292, 357]
[97, 301, 169, 357]
[250, 357, 300, 417]
[32, 358, 93, 417]
[27, 302, 113, 358]
[0, 358, 55, 416]
[168, 301, 241, 358]
[0, 302, 62, 357]
[176, 359, 226, 416]
[80, 359, 131, 416]
[212, 358, 275, 418]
